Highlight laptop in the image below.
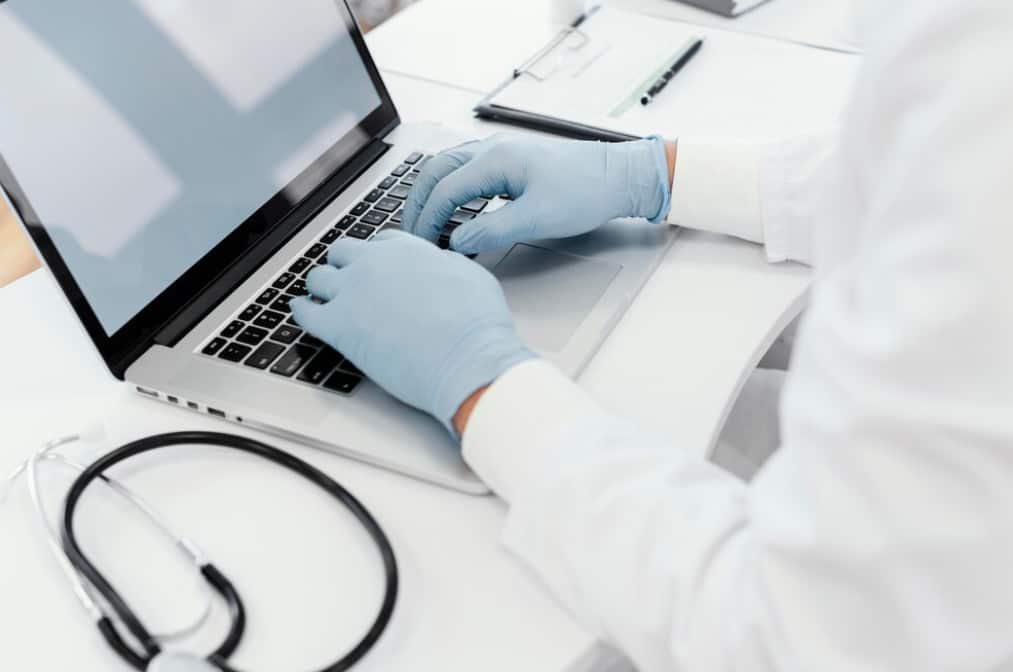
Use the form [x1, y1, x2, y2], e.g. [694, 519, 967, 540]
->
[0, 0, 675, 494]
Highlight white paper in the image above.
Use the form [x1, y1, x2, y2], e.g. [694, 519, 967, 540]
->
[491, 7, 859, 140]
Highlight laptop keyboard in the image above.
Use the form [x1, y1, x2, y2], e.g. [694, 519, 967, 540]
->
[198, 151, 504, 397]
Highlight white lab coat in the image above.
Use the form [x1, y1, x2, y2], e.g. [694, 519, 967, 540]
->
[461, 1, 1013, 670]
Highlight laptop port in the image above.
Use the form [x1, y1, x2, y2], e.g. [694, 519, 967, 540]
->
[208, 408, 226, 418]
[187, 401, 199, 411]
[136, 386, 159, 398]
[167, 396, 179, 404]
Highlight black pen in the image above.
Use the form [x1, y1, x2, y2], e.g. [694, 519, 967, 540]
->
[641, 38, 705, 106]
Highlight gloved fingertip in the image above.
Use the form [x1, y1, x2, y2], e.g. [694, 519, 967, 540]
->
[305, 265, 342, 301]
[373, 228, 408, 242]
[289, 294, 313, 313]
[413, 217, 443, 243]
[290, 296, 325, 334]
[448, 228, 477, 254]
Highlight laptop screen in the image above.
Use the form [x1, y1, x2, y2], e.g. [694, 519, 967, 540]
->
[0, 0, 386, 335]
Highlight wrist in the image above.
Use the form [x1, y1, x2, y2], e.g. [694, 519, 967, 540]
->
[434, 323, 536, 435]
[666, 140, 678, 185]
[635, 135, 674, 223]
[453, 386, 489, 435]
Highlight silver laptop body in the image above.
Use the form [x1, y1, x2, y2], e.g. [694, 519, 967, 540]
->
[0, 1, 675, 494]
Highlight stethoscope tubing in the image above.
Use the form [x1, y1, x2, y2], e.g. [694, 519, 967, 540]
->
[60, 431, 398, 672]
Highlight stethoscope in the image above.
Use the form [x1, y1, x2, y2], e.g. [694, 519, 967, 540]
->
[2, 430, 398, 672]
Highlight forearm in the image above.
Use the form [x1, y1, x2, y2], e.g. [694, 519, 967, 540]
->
[459, 361, 758, 671]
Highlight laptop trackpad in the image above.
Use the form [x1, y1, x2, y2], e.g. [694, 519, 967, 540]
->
[491, 244, 621, 353]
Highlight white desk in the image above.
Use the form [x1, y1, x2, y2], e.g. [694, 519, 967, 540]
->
[366, 0, 857, 94]
[0, 8, 816, 670]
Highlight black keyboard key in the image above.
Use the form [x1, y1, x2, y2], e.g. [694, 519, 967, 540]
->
[255, 287, 279, 305]
[219, 342, 251, 362]
[361, 210, 388, 226]
[289, 257, 311, 274]
[411, 160, 430, 175]
[374, 197, 401, 213]
[244, 342, 285, 370]
[336, 215, 356, 230]
[449, 211, 475, 225]
[339, 359, 363, 376]
[270, 295, 294, 314]
[236, 326, 268, 346]
[320, 229, 340, 244]
[378, 176, 398, 189]
[351, 202, 370, 216]
[364, 188, 383, 203]
[347, 223, 375, 240]
[461, 198, 488, 213]
[239, 304, 262, 321]
[286, 279, 307, 296]
[272, 272, 295, 290]
[202, 337, 227, 356]
[253, 310, 284, 329]
[404, 151, 423, 164]
[221, 320, 244, 338]
[270, 344, 318, 377]
[271, 325, 302, 344]
[389, 184, 411, 200]
[323, 371, 362, 394]
[300, 333, 324, 347]
[390, 164, 411, 177]
[297, 348, 343, 384]
[391, 209, 404, 224]
[400, 173, 417, 186]
[306, 243, 327, 259]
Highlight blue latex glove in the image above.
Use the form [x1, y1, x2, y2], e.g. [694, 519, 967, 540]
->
[291, 230, 535, 433]
[402, 134, 672, 254]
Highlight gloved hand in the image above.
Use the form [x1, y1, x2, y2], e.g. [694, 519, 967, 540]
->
[291, 231, 535, 433]
[402, 134, 672, 254]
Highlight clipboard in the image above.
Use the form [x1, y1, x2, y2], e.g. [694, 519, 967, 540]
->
[473, 7, 704, 143]
[473, 5, 859, 145]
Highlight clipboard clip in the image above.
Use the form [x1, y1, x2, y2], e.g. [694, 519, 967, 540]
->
[512, 24, 591, 82]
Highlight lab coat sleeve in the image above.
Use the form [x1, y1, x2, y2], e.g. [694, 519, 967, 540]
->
[667, 134, 837, 266]
[462, 360, 752, 671]
[463, 2, 1013, 670]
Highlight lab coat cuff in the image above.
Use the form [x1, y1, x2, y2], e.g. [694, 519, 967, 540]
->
[461, 359, 601, 502]
[666, 138, 766, 244]
[758, 137, 821, 265]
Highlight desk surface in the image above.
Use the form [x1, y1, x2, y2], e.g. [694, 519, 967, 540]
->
[367, 0, 857, 94]
[1, 4, 817, 669]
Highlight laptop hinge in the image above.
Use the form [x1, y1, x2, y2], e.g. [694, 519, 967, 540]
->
[150, 137, 391, 350]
